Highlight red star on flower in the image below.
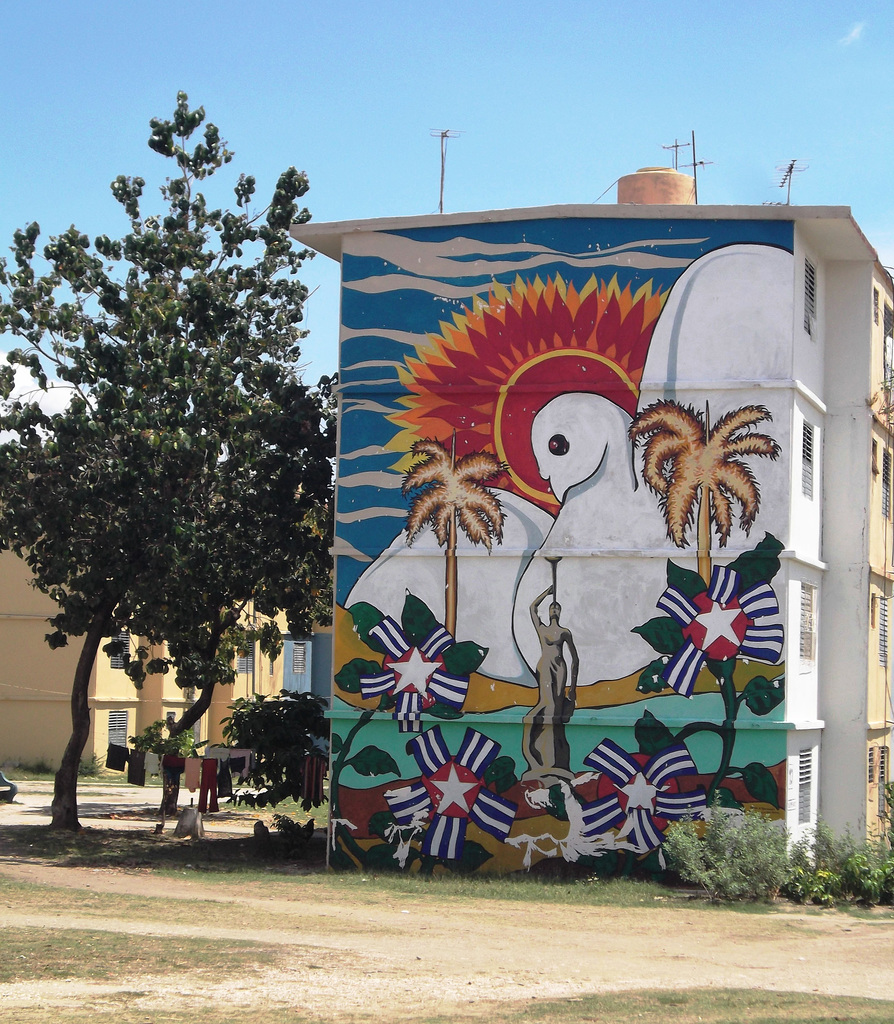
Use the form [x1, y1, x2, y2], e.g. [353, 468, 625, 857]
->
[422, 761, 483, 818]
[682, 592, 749, 661]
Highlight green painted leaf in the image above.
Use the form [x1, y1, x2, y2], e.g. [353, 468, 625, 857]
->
[635, 708, 676, 756]
[737, 761, 780, 808]
[715, 786, 743, 809]
[334, 658, 382, 694]
[347, 602, 388, 653]
[576, 850, 620, 876]
[346, 745, 399, 777]
[328, 841, 354, 871]
[401, 592, 438, 645]
[330, 734, 344, 755]
[742, 674, 785, 716]
[547, 783, 568, 821]
[726, 533, 784, 589]
[427, 703, 463, 719]
[483, 755, 518, 794]
[442, 641, 487, 676]
[457, 840, 492, 872]
[360, 842, 404, 870]
[368, 810, 398, 840]
[637, 657, 669, 694]
[705, 656, 736, 683]
[666, 559, 707, 598]
[631, 617, 684, 656]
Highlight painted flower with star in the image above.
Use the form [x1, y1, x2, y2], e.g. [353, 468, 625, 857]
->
[646, 562, 784, 698]
[579, 739, 708, 853]
[384, 725, 518, 860]
[337, 593, 487, 732]
[359, 615, 471, 732]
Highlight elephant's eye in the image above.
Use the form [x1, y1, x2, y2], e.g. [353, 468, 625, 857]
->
[548, 433, 570, 456]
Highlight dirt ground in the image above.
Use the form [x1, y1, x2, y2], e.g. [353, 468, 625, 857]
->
[2, 786, 894, 1019]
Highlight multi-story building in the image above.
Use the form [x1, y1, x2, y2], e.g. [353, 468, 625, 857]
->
[0, 548, 322, 767]
[294, 168, 894, 873]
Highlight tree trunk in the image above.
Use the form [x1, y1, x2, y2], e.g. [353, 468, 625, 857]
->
[168, 681, 215, 737]
[51, 600, 115, 830]
[445, 512, 457, 636]
[697, 481, 712, 585]
[697, 401, 712, 584]
[444, 431, 458, 636]
[166, 608, 239, 738]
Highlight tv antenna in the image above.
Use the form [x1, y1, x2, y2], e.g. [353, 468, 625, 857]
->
[661, 137, 690, 170]
[683, 130, 712, 204]
[775, 159, 808, 204]
[430, 129, 463, 214]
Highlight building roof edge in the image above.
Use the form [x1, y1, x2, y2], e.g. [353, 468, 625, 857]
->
[291, 203, 863, 263]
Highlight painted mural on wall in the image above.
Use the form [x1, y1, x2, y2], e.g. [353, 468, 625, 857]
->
[330, 220, 794, 874]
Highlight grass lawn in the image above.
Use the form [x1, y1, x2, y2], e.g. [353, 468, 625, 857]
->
[2, 824, 894, 1024]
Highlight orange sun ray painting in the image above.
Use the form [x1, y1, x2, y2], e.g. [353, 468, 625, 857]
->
[388, 274, 666, 513]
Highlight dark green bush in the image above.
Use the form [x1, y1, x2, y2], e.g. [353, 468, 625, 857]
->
[784, 820, 894, 906]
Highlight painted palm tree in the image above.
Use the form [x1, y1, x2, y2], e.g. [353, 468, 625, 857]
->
[629, 401, 780, 582]
[403, 437, 505, 635]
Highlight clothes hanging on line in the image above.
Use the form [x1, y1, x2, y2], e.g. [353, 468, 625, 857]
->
[127, 749, 146, 786]
[216, 759, 233, 799]
[105, 744, 129, 772]
[183, 757, 202, 793]
[198, 758, 219, 813]
[161, 755, 185, 817]
[300, 753, 327, 810]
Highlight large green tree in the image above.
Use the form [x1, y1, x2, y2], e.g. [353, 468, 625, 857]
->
[0, 94, 334, 830]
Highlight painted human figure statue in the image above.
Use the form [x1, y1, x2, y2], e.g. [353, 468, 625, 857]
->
[523, 558, 579, 781]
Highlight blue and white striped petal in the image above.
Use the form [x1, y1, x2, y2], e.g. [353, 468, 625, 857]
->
[708, 565, 740, 605]
[455, 728, 500, 776]
[583, 738, 641, 784]
[739, 623, 784, 663]
[385, 781, 431, 823]
[368, 617, 411, 659]
[408, 726, 452, 775]
[661, 640, 706, 697]
[428, 670, 468, 709]
[646, 744, 697, 787]
[655, 789, 708, 820]
[422, 814, 466, 860]
[738, 582, 779, 619]
[360, 670, 396, 699]
[579, 794, 626, 838]
[396, 692, 424, 732]
[469, 788, 517, 840]
[420, 625, 454, 659]
[624, 806, 665, 853]
[657, 586, 700, 626]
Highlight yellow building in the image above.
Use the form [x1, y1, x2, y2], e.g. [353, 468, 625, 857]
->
[866, 272, 894, 838]
[0, 549, 300, 768]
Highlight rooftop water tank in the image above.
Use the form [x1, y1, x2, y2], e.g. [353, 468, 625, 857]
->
[617, 166, 695, 205]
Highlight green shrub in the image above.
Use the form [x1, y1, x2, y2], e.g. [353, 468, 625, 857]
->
[271, 813, 316, 858]
[784, 819, 894, 906]
[130, 721, 197, 758]
[10, 759, 55, 777]
[77, 755, 102, 778]
[664, 807, 791, 901]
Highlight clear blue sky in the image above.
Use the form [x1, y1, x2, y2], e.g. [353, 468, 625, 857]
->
[2, 0, 892, 378]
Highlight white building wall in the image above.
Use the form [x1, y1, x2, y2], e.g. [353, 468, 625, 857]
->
[817, 257, 874, 834]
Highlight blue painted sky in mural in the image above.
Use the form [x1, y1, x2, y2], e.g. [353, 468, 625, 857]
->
[334, 217, 793, 597]
[1, 0, 892, 383]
